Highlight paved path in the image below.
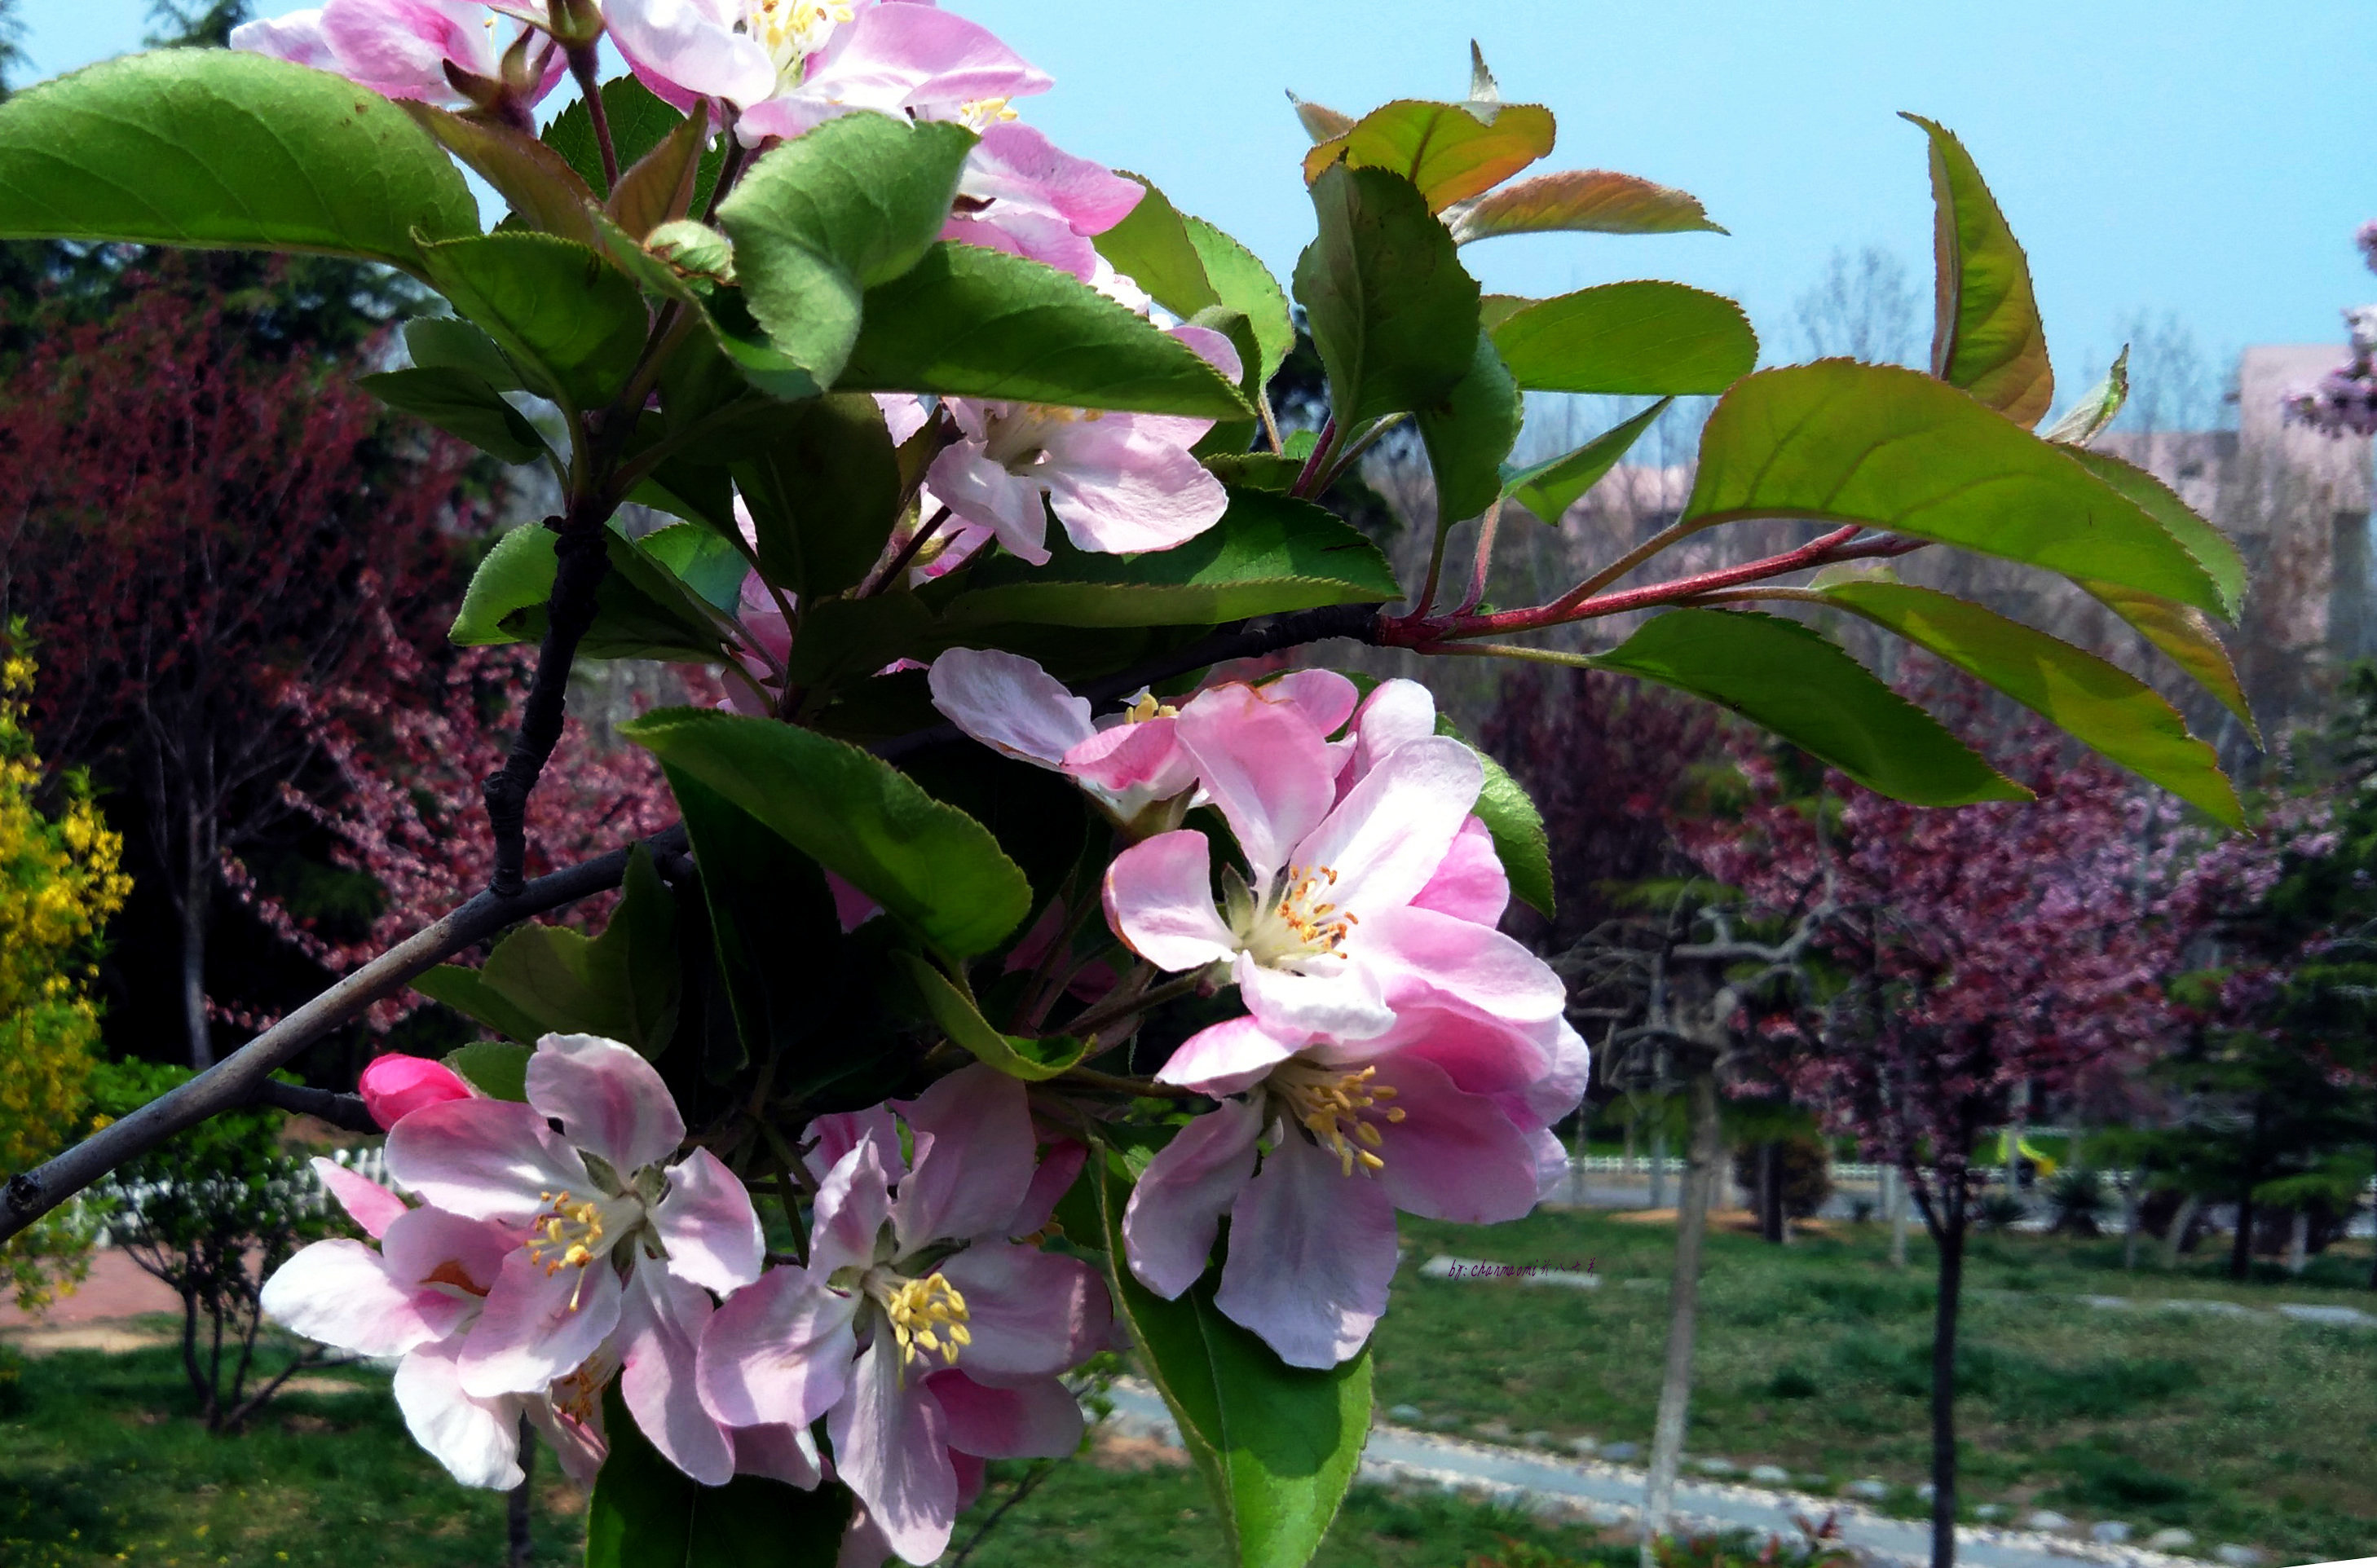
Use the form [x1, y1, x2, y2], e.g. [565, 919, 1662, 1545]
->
[1103, 1381, 2209, 1568]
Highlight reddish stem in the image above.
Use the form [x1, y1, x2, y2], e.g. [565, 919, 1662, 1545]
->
[1379, 526, 1925, 647]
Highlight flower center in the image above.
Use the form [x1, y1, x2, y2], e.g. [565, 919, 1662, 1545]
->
[1124, 691, 1179, 724]
[865, 1267, 972, 1369]
[1269, 1060, 1403, 1177]
[982, 404, 1104, 470]
[746, 0, 852, 77]
[954, 96, 1020, 129]
[1241, 864, 1356, 967]
[526, 1189, 642, 1306]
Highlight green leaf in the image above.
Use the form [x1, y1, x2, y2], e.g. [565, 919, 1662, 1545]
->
[358, 367, 548, 465]
[2043, 346, 2129, 447]
[440, 1040, 532, 1101]
[1502, 398, 1669, 526]
[1288, 95, 1356, 143]
[1416, 330, 1522, 526]
[1203, 453, 1305, 492]
[2061, 447, 2245, 619]
[1444, 169, 1726, 244]
[475, 844, 681, 1054]
[624, 708, 1031, 960]
[447, 524, 725, 662]
[1093, 176, 1224, 318]
[946, 487, 1399, 628]
[0, 51, 478, 270]
[1491, 282, 1756, 395]
[1684, 362, 2232, 616]
[1904, 114, 2053, 428]
[413, 967, 549, 1050]
[405, 315, 527, 391]
[730, 395, 901, 601]
[1432, 717, 1555, 918]
[1184, 216, 1297, 385]
[417, 232, 650, 410]
[451, 525, 561, 646]
[608, 103, 714, 241]
[1293, 164, 1480, 427]
[1817, 579, 2241, 824]
[838, 243, 1252, 417]
[901, 956, 1090, 1081]
[545, 77, 692, 196]
[2080, 581, 2259, 740]
[638, 522, 750, 612]
[1302, 98, 1557, 211]
[665, 768, 841, 1079]
[584, 1385, 847, 1568]
[1586, 609, 2026, 806]
[715, 112, 977, 389]
[1093, 1155, 1371, 1568]
[399, 102, 603, 248]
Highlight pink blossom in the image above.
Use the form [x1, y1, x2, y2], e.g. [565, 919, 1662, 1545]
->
[939, 121, 1145, 280]
[358, 1052, 475, 1130]
[1122, 1012, 1585, 1367]
[606, 0, 1051, 146]
[697, 1066, 1106, 1565]
[232, 0, 567, 117]
[924, 326, 1240, 565]
[383, 1033, 765, 1482]
[1103, 689, 1562, 1044]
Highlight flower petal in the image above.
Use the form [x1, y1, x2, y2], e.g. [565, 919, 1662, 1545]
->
[1121, 1096, 1266, 1301]
[527, 1394, 611, 1489]
[696, 1264, 858, 1430]
[806, 1104, 906, 1185]
[1215, 1133, 1397, 1368]
[1350, 679, 1438, 777]
[1041, 426, 1228, 556]
[829, 1335, 958, 1567]
[1175, 682, 1341, 884]
[1237, 951, 1395, 1041]
[357, 1052, 474, 1130]
[527, 1033, 686, 1175]
[1102, 830, 1235, 971]
[934, 1242, 1105, 1378]
[457, 1247, 624, 1398]
[394, 1337, 526, 1491]
[926, 1370, 1084, 1459]
[1357, 905, 1566, 1030]
[1003, 1138, 1086, 1240]
[654, 1147, 765, 1294]
[229, 9, 339, 71]
[1410, 815, 1510, 927]
[381, 1204, 514, 1322]
[927, 648, 1094, 769]
[894, 1064, 1037, 1249]
[810, 1140, 895, 1280]
[259, 1239, 445, 1358]
[1155, 1015, 1306, 1096]
[311, 1156, 407, 1239]
[1062, 717, 1194, 803]
[732, 1420, 823, 1489]
[619, 1266, 735, 1486]
[386, 1098, 590, 1223]
[1367, 1055, 1542, 1224]
[925, 440, 1052, 564]
[1296, 736, 1480, 919]
[606, 0, 776, 109]
[1267, 669, 1359, 740]
[960, 121, 1144, 236]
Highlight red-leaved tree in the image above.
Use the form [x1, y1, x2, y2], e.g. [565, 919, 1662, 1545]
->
[0, 263, 474, 1065]
[1680, 692, 2189, 1568]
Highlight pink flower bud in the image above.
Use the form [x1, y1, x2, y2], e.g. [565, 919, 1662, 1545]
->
[356, 1053, 474, 1130]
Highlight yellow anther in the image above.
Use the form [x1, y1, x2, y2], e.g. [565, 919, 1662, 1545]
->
[956, 96, 1021, 128]
[525, 1190, 610, 1285]
[1125, 691, 1180, 724]
[882, 1272, 971, 1369]
[1272, 1061, 1401, 1177]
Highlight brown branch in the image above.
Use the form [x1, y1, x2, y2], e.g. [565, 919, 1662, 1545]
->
[482, 512, 613, 896]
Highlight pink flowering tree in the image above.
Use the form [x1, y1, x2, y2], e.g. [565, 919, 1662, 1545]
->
[1680, 698, 2193, 1568]
[0, 13, 2262, 1566]
[2282, 221, 2377, 436]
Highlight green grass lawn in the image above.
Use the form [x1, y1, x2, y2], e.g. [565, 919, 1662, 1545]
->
[1374, 1210, 2377, 1565]
[4, 1213, 2370, 1566]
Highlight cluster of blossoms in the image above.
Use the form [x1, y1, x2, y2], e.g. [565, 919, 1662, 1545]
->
[2282, 220, 2377, 438]
[260, 661, 1582, 1559]
[931, 652, 1588, 1368]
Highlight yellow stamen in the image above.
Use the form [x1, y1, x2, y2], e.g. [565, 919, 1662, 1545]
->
[1272, 1063, 1401, 1177]
[525, 1190, 613, 1307]
[882, 1272, 971, 1369]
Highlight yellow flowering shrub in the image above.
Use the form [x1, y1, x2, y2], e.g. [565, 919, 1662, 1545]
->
[0, 632, 130, 1310]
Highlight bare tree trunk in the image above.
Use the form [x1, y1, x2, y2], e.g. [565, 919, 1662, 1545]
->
[2228, 1187, 2258, 1282]
[1925, 1182, 1968, 1568]
[1649, 1112, 1669, 1209]
[179, 804, 214, 1068]
[2161, 1193, 2200, 1269]
[1757, 1141, 1784, 1244]
[508, 1413, 536, 1566]
[1640, 1065, 1721, 1566]
[2284, 1209, 2309, 1275]
[2120, 1169, 2144, 1271]
[1888, 1166, 1911, 1270]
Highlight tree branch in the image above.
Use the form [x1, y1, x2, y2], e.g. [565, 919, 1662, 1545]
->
[245, 1080, 377, 1134]
[0, 824, 686, 1246]
[483, 513, 612, 896]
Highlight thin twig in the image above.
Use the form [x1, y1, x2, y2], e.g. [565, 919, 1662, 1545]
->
[950, 1456, 1069, 1565]
[567, 45, 620, 190]
[482, 511, 613, 896]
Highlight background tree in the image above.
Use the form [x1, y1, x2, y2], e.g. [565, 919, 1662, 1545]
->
[1682, 689, 2185, 1568]
[0, 267, 475, 1067]
[1793, 245, 1921, 366]
[0, 635, 130, 1308]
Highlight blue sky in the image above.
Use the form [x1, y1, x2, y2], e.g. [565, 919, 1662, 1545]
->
[13, 0, 2375, 406]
